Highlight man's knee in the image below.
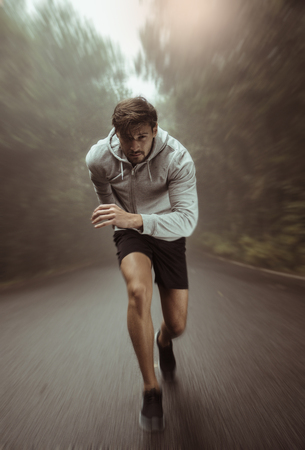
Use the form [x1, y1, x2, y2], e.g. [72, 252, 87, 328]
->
[127, 282, 151, 315]
[166, 319, 186, 338]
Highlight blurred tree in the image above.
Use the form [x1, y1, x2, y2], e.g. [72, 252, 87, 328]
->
[0, 1, 129, 282]
[138, 0, 305, 272]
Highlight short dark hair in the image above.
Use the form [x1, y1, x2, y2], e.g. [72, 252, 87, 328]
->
[112, 96, 158, 139]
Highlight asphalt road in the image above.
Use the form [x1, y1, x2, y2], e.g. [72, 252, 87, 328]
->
[1, 248, 305, 449]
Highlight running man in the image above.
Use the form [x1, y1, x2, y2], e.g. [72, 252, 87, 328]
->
[86, 97, 198, 431]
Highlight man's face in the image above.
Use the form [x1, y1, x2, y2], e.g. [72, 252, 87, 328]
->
[116, 123, 158, 165]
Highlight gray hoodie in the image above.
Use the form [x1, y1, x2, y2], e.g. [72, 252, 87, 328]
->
[86, 127, 198, 241]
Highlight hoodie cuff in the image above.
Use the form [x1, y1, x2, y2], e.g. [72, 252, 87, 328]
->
[140, 214, 156, 236]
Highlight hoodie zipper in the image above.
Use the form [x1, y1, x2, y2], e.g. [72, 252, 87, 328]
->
[108, 129, 169, 214]
[130, 167, 137, 213]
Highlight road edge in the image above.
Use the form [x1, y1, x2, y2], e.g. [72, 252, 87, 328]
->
[188, 245, 305, 281]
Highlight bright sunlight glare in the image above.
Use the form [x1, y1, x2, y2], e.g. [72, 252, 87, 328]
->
[26, 0, 157, 99]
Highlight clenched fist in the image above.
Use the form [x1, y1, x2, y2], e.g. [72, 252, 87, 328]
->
[91, 204, 143, 231]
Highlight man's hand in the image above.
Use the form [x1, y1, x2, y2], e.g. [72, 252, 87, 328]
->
[91, 204, 143, 231]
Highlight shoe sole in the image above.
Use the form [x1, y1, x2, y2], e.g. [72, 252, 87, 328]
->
[155, 330, 176, 382]
[139, 413, 165, 432]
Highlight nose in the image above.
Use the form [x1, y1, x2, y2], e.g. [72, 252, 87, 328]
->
[130, 139, 140, 151]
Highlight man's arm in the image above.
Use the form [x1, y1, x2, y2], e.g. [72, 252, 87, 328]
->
[87, 168, 115, 205]
[86, 146, 117, 205]
[140, 152, 198, 239]
[86, 150, 142, 229]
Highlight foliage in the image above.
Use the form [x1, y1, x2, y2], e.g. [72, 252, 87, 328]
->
[197, 232, 305, 274]
[198, 232, 239, 257]
[0, 1, 129, 282]
[138, 0, 305, 274]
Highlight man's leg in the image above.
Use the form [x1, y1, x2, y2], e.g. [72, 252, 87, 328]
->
[158, 286, 188, 347]
[155, 286, 188, 380]
[120, 252, 160, 392]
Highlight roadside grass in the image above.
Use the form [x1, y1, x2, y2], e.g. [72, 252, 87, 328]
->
[194, 231, 305, 276]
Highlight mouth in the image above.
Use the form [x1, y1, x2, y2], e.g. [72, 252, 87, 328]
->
[130, 152, 142, 157]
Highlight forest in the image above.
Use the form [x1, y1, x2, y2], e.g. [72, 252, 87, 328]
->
[1, 0, 129, 283]
[1, 0, 305, 285]
[140, 0, 305, 274]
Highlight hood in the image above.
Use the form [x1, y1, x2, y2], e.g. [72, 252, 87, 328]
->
[107, 126, 169, 181]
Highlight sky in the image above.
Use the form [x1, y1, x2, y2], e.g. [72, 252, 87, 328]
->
[26, 0, 158, 100]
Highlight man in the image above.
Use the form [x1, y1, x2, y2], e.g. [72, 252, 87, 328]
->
[86, 97, 198, 432]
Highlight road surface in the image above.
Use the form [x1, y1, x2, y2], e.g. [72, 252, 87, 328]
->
[1, 249, 304, 449]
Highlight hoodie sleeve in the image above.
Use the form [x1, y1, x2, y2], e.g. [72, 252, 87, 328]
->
[86, 151, 115, 205]
[140, 151, 198, 239]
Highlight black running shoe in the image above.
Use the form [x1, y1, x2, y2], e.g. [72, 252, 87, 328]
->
[139, 388, 165, 432]
[155, 330, 176, 381]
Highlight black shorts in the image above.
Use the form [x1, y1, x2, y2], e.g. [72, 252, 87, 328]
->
[113, 229, 188, 290]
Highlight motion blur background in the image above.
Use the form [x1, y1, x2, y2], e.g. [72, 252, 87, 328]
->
[1, 0, 305, 285]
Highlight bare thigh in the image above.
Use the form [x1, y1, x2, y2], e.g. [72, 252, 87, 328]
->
[121, 252, 153, 312]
